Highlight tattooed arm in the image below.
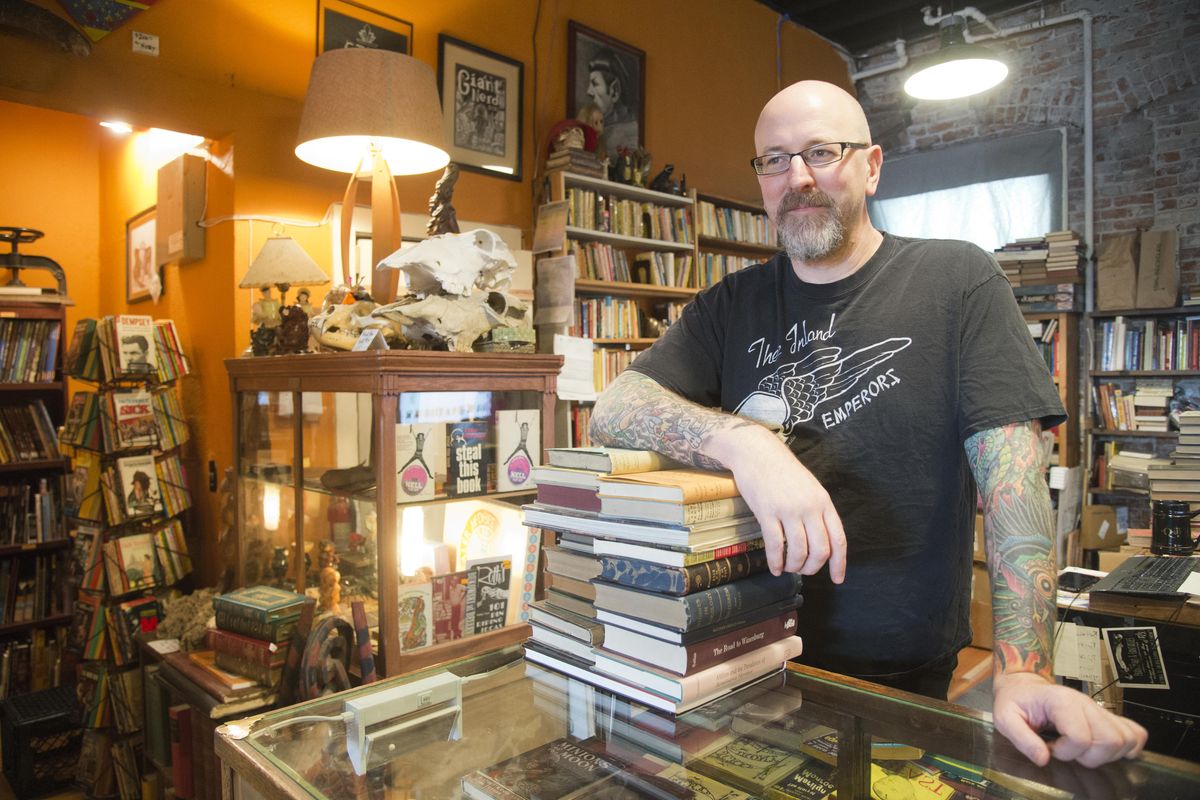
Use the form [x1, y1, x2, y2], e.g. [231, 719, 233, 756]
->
[591, 369, 846, 579]
[966, 421, 1146, 767]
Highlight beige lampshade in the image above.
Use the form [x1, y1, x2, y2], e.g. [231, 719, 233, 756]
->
[239, 236, 330, 289]
[295, 48, 449, 175]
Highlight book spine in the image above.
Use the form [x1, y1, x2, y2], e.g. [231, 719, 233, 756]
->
[206, 628, 280, 666]
[678, 611, 797, 675]
[682, 539, 765, 566]
[600, 548, 769, 596]
[677, 496, 751, 524]
[168, 704, 194, 800]
[165, 653, 236, 701]
[606, 450, 672, 474]
[213, 651, 280, 687]
[680, 573, 801, 629]
[677, 634, 803, 702]
[213, 608, 297, 643]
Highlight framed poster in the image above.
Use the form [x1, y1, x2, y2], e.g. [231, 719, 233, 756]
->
[316, 0, 412, 54]
[567, 21, 644, 164]
[438, 35, 523, 181]
[125, 207, 157, 304]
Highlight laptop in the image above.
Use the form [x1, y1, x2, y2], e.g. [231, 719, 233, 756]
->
[1087, 556, 1199, 597]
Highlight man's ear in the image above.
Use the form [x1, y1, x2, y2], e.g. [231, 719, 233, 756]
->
[863, 145, 884, 197]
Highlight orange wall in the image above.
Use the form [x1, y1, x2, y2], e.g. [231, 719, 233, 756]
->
[0, 0, 849, 584]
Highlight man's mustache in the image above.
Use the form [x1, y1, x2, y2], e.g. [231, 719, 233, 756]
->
[777, 191, 836, 213]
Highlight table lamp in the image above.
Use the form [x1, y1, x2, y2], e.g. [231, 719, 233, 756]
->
[239, 234, 330, 355]
[295, 48, 450, 303]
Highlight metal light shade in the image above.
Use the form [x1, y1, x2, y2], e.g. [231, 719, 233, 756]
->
[904, 17, 1008, 100]
[295, 48, 449, 175]
[239, 236, 330, 289]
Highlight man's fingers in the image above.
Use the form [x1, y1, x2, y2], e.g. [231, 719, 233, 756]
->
[782, 516, 810, 574]
[994, 707, 1051, 767]
[824, 507, 847, 583]
[759, 518, 787, 576]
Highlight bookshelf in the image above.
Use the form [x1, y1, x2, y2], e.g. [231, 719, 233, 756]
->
[693, 192, 778, 289]
[60, 314, 195, 799]
[0, 299, 72, 701]
[1084, 306, 1200, 530]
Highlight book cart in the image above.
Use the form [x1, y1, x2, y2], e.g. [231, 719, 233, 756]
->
[214, 644, 1200, 800]
[60, 315, 194, 799]
[224, 350, 561, 679]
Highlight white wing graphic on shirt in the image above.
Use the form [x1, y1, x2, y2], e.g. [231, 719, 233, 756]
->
[733, 337, 912, 433]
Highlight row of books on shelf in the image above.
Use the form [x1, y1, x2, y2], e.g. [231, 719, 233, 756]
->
[565, 187, 694, 244]
[74, 520, 192, 603]
[1011, 282, 1081, 312]
[593, 347, 640, 395]
[66, 449, 192, 525]
[1094, 314, 1200, 371]
[0, 317, 60, 384]
[571, 296, 643, 340]
[571, 403, 593, 448]
[1092, 380, 1174, 431]
[695, 200, 772, 246]
[571, 241, 635, 282]
[65, 314, 190, 384]
[0, 475, 64, 544]
[0, 399, 59, 463]
[60, 384, 190, 454]
[994, 231, 1084, 287]
[0, 628, 66, 700]
[696, 252, 762, 289]
[1027, 317, 1062, 376]
[521, 446, 804, 716]
[0, 550, 70, 625]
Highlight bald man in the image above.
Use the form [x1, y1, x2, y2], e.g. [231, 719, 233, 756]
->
[590, 81, 1147, 767]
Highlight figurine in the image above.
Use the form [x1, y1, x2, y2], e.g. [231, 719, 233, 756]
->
[295, 288, 315, 317]
[318, 562, 341, 614]
[649, 164, 679, 195]
[426, 163, 461, 237]
[251, 287, 282, 329]
[276, 303, 311, 353]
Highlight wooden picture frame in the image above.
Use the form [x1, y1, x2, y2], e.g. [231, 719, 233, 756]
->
[126, 207, 157, 304]
[438, 35, 524, 181]
[316, 0, 412, 55]
[567, 21, 645, 164]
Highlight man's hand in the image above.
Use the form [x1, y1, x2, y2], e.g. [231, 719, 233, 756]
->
[708, 424, 846, 580]
[992, 672, 1148, 767]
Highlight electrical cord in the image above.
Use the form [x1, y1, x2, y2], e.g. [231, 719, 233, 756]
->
[258, 710, 354, 737]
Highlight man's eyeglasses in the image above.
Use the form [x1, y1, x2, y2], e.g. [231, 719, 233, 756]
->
[750, 142, 870, 176]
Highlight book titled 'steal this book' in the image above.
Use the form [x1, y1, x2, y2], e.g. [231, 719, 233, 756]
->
[213, 585, 306, 643]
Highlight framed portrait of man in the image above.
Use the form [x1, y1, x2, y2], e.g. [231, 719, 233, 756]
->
[567, 22, 645, 165]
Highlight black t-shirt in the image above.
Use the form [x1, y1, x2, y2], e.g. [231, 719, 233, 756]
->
[629, 233, 1066, 679]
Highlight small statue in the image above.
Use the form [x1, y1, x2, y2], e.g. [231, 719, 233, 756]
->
[426, 163, 461, 237]
[251, 287, 282, 329]
[295, 288, 315, 317]
[649, 164, 677, 194]
[319, 562, 341, 614]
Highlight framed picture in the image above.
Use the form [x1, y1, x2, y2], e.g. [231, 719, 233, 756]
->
[438, 35, 524, 181]
[125, 207, 157, 304]
[567, 21, 645, 165]
[317, 0, 412, 55]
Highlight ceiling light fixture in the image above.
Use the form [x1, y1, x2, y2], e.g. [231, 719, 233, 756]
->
[99, 120, 132, 134]
[904, 14, 1008, 100]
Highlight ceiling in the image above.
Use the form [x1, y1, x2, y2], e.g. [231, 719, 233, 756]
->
[756, 1, 1035, 56]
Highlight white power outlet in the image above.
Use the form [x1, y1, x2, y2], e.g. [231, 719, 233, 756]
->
[132, 31, 159, 56]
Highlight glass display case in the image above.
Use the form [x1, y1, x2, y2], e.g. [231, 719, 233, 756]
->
[226, 351, 562, 677]
[216, 647, 1200, 800]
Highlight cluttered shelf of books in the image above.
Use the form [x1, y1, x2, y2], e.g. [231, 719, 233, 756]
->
[225, 351, 562, 680]
[1084, 306, 1200, 531]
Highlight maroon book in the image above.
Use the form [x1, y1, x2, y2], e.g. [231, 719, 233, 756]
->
[536, 483, 602, 513]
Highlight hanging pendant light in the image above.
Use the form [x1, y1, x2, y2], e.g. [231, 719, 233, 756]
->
[904, 15, 1008, 100]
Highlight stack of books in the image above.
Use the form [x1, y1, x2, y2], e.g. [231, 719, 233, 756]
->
[522, 447, 803, 714]
[993, 237, 1048, 286]
[545, 146, 606, 178]
[1044, 229, 1085, 283]
[161, 585, 305, 705]
[1149, 411, 1200, 507]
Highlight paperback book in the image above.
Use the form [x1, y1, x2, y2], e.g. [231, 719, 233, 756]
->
[546, 447, 684, 474]
[464, 557, 512, 635]
[396, 423, 441, 502]
[448, 421, 491, 497]
[497, 409, 540, 492]
[397, 581, 433, 651]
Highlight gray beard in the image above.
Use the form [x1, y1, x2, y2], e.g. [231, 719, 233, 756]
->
[778, 210, 846, 262]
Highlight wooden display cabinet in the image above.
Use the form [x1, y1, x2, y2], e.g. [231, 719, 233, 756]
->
[225, 351, 562, 678]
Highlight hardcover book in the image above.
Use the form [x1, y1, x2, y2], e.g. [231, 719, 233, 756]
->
[600, 494, 752, 526]
[591, 572, 801, 630]
[597, 468, 740, 504]
[464, 557, 511, 635]
[545, 447, 684, 474]
[592, 537, 767, 569]
[447, 421, 491, 497]
[763, 758, 836, 800]
[598, 548, 770, 596]
[397, 581, 433, 651]
[496, 409, 540, 492]
[460, 737, 625, 800]
[692, 735, 807, 794]
[206, 627, 284, 666]
[396, 423, 442, 502]
[596, 596, 802, 645]
[521, 503, 760, 550]
[212, 585, 306, 643]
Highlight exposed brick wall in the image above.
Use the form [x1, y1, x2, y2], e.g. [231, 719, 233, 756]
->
[854, 0, 1199, 288]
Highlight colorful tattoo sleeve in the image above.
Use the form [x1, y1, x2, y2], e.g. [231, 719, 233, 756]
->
[589, 370, 758, 470]
[964, 421, 1056, 681]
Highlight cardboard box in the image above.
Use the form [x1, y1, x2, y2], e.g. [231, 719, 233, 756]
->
[156, 153, 206, 266]
[970, 564, 993, 650]
[1080, 504, 1125, 550]
[1096, 547, 1139, 574]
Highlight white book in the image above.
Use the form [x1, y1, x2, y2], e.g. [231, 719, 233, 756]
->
[397, 581, 433, 651]
[395, 423, 442, 502]
[496, 410, 540, 492]
[114, 315, 157, 376]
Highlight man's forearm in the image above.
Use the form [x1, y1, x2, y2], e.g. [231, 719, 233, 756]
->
[589, 370, 759, 470]
[965, 422, 1056, 681]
